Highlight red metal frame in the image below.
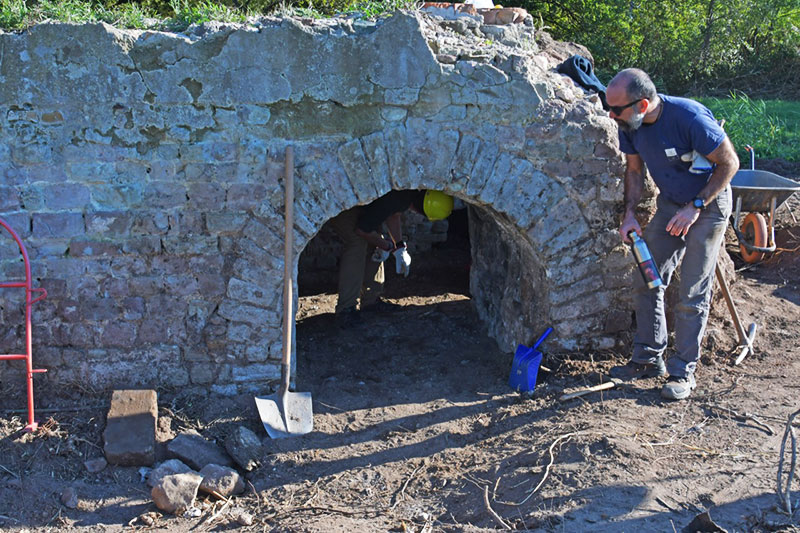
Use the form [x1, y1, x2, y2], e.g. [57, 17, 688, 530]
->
[0, 216, 47, 431]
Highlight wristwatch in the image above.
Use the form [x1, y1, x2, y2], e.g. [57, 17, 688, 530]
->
[691, 197, 706, 210]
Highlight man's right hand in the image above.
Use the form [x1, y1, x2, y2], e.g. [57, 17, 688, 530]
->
[620, 213, 642, 243]
[371, 247, 391, 263]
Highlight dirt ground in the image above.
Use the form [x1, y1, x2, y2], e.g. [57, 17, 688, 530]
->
[1, 161, 800, 532]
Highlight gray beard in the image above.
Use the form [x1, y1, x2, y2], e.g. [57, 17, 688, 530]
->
[618, 109, 647, 132]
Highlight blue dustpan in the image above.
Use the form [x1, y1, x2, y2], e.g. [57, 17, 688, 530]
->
[509, 327, 553, 393]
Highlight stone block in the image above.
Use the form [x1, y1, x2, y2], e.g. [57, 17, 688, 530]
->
[226, 183, 267, 210]
[144, 182, 187, 209]
[161, 235, 219, 255]
[338, 139, 379, 203]
[86, 211, 133, 236]
[42, 183, 91, 210]
[167, 431, 233, 470]
[187, 182, 225, 210]
[218, 300, 278, 327]
[199, 464, 245, 496]
[68, 239, 121, 257]
[224, 426, 262, 471]
[103, 389, 158, 466]
[151, 472, 203, 515]
[205, 211, 247, 234]
[32, 212, 85, 239]
[101, 321, 138, 348]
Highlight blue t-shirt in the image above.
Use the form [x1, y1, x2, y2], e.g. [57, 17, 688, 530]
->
[618, 94, 726, 204]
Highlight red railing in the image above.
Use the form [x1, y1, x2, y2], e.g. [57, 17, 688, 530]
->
[0, 216, 47, 431]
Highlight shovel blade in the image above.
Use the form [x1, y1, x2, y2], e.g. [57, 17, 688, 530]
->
[255, 391, 313, 439]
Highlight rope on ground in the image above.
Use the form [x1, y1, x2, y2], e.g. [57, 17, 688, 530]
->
[777, 408, 800, 515]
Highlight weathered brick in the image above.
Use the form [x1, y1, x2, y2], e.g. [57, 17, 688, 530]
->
[226, 184, 267, 211]
[42, 183, 91, 210]
[144, 182, 187, 209]
[32, 212, 84, 239]
[0, 186, 21, 211]
[102, 322, 138, 348]
[122, 236, 162, 255]
[162, 235, 218, 255]
[187, 182, 225, 209]
[206, 212, 247, 234]
[69, 239, 121, 257]
[103, 389, 157, 466]
[86, 212, 133, 236]
[80, 298, 118, 321]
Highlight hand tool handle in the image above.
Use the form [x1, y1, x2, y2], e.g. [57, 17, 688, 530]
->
[281, 146, 294, 393]
[559, 381, 616, 401]
[532, 327, 553, 350]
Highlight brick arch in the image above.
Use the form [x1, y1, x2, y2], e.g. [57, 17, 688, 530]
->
[289, 121, 605, 354]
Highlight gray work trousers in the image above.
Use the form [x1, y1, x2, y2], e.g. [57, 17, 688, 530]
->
[632, 186, 731, 378]
[330, 208, 384, 314]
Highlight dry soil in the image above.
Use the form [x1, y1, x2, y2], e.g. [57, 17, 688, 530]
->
[1, 161, 799, 533]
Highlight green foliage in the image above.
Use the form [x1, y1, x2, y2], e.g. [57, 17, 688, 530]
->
[0, 0, 418, 30]
[162, 0, 246, 31]
[516, 0, 800, 97]
[346, 0, 418, 18]
[0, 0, 28, 29]
[276, 0, 418, 18]
[700, 94, 800, 162]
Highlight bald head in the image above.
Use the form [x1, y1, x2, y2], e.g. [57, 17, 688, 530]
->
[609, 68, 658, 102]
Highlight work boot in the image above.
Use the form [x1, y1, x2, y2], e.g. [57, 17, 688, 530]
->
[335, 307, 361, 329]
[608, 358, 666, 381]
[661, 374, 696, 400]
[362, 297, 401, 313]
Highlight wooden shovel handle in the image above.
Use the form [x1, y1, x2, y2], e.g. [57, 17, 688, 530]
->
[559, 381, 616, 401]
[281, 146, 294, 391]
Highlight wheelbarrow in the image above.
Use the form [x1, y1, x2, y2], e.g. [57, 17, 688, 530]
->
[730, 145, 800, 263]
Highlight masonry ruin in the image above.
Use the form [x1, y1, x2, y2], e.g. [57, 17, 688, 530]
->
[0, 11, 634, 392]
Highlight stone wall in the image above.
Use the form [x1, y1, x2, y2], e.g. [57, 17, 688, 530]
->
[0, 11, 631, 392]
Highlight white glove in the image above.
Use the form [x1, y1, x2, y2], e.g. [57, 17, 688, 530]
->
[371, 246, 391, 263]
[681, 150, 713, 174]
[393, 242, 411, 277]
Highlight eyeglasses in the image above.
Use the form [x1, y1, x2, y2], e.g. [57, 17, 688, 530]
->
[608, 99, 643, 115]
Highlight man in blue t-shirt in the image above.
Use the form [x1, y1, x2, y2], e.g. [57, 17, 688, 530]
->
[606, 68, 739, 400]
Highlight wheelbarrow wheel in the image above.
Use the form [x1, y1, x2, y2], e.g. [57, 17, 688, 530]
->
[740, 212, 768, 263]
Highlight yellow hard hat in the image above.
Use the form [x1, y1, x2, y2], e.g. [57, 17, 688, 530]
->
[422, 190, 454, 221]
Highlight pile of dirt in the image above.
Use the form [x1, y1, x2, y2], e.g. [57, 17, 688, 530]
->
[1, 165, 799, 532]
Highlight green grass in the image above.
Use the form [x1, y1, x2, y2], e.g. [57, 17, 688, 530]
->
[699, 93, 800, 163]
[0, 0, 419, 31]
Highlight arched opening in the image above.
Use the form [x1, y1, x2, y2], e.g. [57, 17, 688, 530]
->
[294, 190, 549, 408]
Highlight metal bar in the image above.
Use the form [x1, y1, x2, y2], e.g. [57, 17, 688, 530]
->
[768, 196, 777, 249]
[0, 216, 44, 431]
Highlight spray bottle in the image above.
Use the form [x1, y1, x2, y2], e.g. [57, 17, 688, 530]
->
[628, 231, 662, 289]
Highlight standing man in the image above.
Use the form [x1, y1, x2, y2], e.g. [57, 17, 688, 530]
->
[330, 189, 453, 327]
[606, 68, 739, 400]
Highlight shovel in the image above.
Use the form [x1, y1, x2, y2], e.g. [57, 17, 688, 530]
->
[254, 146, 314, 438]
[508, 327, 552, 393]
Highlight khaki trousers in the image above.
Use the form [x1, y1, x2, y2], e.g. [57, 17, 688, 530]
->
[330, 208, 384, 313]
